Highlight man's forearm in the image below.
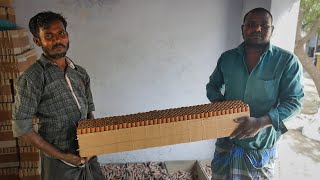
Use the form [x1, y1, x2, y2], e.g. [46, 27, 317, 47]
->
[20, 130, 64, 160]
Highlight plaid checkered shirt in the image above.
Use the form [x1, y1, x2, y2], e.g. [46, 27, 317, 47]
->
[12, 54, 95, 155]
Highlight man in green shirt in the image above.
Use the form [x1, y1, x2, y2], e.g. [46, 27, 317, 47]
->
[206, 8, 304, 179]
[12, 11, 104, 180]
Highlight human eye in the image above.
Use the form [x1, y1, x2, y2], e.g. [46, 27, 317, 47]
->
[59, 31, 66, 36]
[245, 23, 257, 28]
[261, 24, 270, 28]
[44, 33, 52, 40]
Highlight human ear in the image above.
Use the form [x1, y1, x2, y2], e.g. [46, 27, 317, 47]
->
[33, 37, 41, 47]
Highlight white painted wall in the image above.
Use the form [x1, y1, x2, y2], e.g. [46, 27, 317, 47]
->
[242, 0, 271, 23]
[13, 0, 300, 163]
[14, 0, 242, 163]
[270, 0, 300, 52]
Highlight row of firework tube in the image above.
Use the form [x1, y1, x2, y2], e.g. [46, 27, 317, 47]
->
[77, 100, 250, 135]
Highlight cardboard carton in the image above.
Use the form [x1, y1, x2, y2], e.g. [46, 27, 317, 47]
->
[0, 7, 15, 23]
[0, 0, 14, 7]
[0, 48, 37, 80]
[0, 79, 13, 103]
[0, 103, 13, 121]
[0, 29, 31, 55]
[77, 100, 250, 157]
[164, 160, 208, 180]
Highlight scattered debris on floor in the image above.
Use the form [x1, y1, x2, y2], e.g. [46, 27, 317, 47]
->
[101, 162, 170, 180]
[204, 164, 212, 179]
[169, 170, 197, 180]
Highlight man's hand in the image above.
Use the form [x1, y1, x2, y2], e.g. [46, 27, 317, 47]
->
[20, 130, 88, 166]
[229, 115, 272, 139]
[61, 153, 86, 166]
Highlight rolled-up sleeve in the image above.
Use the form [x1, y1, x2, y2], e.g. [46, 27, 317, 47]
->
[12, 76, 41, 137]
[268, 55, 304, 134]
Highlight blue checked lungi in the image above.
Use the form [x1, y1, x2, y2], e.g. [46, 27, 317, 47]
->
[211, 138, 277, 180]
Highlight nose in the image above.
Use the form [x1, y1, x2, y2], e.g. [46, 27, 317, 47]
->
[53, 34, 62, 42]
[252, 24, 262, 32]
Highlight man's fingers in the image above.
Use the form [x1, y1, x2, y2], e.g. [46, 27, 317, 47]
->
[237, 133, 247, 140]
[73, 155, 85, 165]
[233, 116, 249, 123]
[236, 128, 252, 139]
[247, 130, 259, 138]
[239, 129, 258, 139]
[80, 158, 85, 164]
[234, 118, 243, 123]
[229, 126, 244, 139]
[230, 126, 255, 139]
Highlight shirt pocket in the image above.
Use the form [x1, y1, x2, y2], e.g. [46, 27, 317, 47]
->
[39, 80, 75, 116]
[41, 80, 68, 102]
[249, 77, 279, 106]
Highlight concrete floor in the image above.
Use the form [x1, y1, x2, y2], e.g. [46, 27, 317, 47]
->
[276, 130, 320, 180]
[275, 72, 320, 180]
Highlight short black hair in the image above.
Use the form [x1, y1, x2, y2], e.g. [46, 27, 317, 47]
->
[243, 8, 273, 24]
[29, 11, 67, 37]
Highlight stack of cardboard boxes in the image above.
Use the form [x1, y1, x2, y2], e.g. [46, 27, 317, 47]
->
[0, 1, 39, 179]
[0, 0, 16, 30]
[0, 5, 15, 23]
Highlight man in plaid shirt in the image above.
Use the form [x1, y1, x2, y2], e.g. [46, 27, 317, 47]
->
[12, 11, 104, 180]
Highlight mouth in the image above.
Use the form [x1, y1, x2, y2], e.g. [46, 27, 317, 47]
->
[52, 45, 66, 50]
[250, 34, 262, 38]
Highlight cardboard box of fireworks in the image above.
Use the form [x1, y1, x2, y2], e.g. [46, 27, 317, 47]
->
[0, 48, 37, 80]
[0, 0, 14, 7]
[0, 29, 31, 56]
[77, 101, 250, 157]
[0, 7, 15, 22]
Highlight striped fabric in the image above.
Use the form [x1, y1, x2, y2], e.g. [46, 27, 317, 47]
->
[211, 138, 277, 180]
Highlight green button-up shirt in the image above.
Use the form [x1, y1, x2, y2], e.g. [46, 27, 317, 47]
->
[206, 42, 304, 149]
[12, 54, 95, 154]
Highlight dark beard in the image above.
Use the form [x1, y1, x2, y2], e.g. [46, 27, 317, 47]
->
[41, 42, 69, 60]
[44, 50, 67, 59]
[244, 41, 268, 49]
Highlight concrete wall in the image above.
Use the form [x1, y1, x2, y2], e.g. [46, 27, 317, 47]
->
[271, 0, 300, 52]
[14, 0, 242, 163]
[242, 0, 271, 22]
[14, 0, 300, 163]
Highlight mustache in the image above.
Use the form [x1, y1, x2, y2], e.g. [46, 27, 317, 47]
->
[250, 33, 262, 37]
[52, 44, 66, 50]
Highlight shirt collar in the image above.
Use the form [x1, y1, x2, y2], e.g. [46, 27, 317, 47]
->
[66, 57, 76, 69]
[38, 54, 76, 70]
[237, 42, 274, 55]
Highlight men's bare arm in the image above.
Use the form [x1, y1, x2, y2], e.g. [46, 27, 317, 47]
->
[12, 76, 85, 165]
[21, 130, 85, 166]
